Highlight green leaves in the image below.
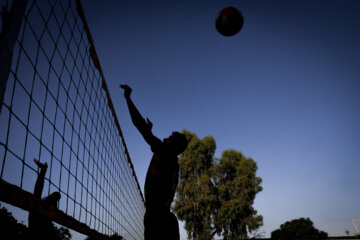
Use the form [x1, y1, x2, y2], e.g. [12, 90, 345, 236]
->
[173, 130, 263, 240]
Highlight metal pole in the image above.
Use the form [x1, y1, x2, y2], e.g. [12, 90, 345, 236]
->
[353, 218, 360, 235]
[0, 0, 27, 113]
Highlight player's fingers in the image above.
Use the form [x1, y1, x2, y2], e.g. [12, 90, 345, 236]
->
[146, 118, 152, 126]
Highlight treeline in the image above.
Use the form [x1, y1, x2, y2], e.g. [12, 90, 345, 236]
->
[0, 204, 71, 240]
[249, 238, 360, 240]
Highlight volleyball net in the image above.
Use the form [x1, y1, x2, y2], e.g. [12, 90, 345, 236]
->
[0, 0, 145, 239]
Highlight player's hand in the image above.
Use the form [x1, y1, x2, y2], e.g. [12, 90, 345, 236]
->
[34, 159, 48, 169]
[119, 84, 132, 98]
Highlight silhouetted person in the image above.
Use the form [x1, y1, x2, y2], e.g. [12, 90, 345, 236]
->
[120, 85, 188, 240]
[28, 159, 61, 240]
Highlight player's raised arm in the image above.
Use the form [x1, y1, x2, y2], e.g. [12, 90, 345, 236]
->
[33, 159, 47, 198]
[120, 84, 161, 148]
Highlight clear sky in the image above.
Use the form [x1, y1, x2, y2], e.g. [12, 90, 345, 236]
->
[81, 0, 360, 238]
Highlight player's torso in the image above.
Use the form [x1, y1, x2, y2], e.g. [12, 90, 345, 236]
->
[145, 153, 179, 209]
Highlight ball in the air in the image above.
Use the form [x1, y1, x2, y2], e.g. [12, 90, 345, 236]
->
[215, 7, 244, 36]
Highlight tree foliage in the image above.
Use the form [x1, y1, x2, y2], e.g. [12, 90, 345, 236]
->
[0, 204, 28, 240]
[0, 204, 71, 240]
[271, 218, 328, 240]
[85, 233, 124, 240]
[215, 150, 263, 239]
[54, 225, 72, 240]
[173, 130, 263, 240]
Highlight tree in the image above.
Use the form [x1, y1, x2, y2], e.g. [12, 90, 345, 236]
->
[271, 218, 328, 240]
[173, 130, 217, 240]
[0, 204, 28, 240]
[108, 234, 123, 240]
[0, 204, 72, 240]
[215, 150, 263, 239]
[173, 130, 263, 240]
[85, 233, 124, 240]
[54, 225, 72, 240]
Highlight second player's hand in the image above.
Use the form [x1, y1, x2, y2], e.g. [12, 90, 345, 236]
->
[119, 84, 132, 98]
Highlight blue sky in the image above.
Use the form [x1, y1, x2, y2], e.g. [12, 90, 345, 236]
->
[81, 0, 360, 238]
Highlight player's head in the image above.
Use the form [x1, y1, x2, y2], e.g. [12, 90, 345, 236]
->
[164, 132, 188, 155]
[44, 192, 61, 206]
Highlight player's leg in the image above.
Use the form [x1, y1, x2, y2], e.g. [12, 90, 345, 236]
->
[144, 210, 179, 240]
[165, 211, 180, 240]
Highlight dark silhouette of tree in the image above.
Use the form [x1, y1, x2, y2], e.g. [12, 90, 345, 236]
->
[0, 204, 28, 240]
[85, 233, 123, 240]
[54, 225, 72, 240]
[108, 234, 124, 240]
[173, 130, 263, 240]
[271, 218, 328, 240]
[0, 204, 72, 240]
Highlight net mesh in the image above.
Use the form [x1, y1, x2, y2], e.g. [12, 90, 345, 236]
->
[0, 0, 145, 239]
[353, 219, 360, 234]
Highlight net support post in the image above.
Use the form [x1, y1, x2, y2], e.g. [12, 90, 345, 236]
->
[0, 0, 27, 113]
